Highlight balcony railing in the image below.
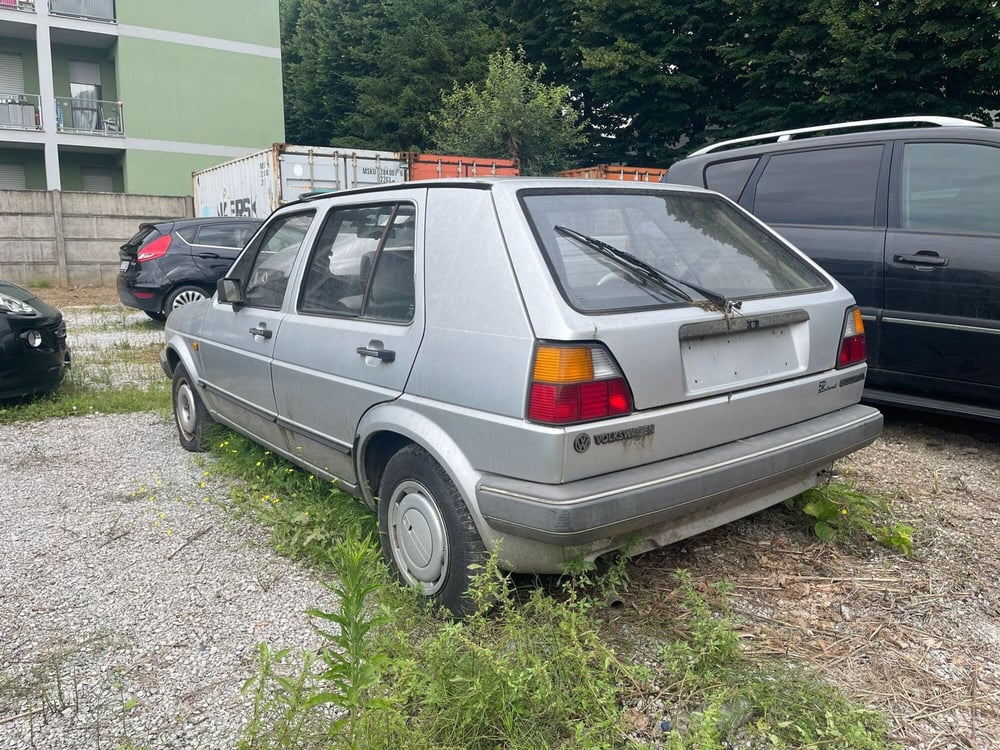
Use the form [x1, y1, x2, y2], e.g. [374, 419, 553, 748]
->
[0, 93, 42, 130]
[0, 0, 36, 12]
[55, 96, 123, 136]
[48, 0, 114, 22]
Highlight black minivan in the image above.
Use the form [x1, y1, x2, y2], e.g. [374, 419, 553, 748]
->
[664, 116, 1000, 422]
[118, 217, 263, 321]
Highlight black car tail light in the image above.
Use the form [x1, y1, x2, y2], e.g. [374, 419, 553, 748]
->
[137, 234, 172, 263]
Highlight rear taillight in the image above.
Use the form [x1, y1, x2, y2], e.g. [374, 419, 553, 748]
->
[528, 344, 633, 425]
[137, 234, 171, 262]
[837, 307, 867, 368]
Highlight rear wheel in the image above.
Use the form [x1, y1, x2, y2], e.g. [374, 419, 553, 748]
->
[379, 445, 486, 617]
[144, 310, 167, 322]
[172, 364, 212, 451]
[165, 285, 209, 315]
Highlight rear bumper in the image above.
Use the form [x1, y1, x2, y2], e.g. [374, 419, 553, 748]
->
[476, 404, 882, 546]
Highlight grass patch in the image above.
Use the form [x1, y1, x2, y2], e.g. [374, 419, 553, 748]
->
[206, 433, 899, 750]
[0, 381, 170, 423]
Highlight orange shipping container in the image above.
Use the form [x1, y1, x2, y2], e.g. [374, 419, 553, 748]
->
[409, 153, 520, 180]
[556, 165, 668, 182]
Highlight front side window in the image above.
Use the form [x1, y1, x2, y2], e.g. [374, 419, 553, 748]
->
[230, 211, 315, 309]
[299, 203, 415, 323]
[521, 189, 827, 313]
[753, 145, 883, 227]
[901, 142, 1000, 234]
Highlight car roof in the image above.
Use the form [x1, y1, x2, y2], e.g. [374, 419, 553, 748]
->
[674, 124, 1000, 165]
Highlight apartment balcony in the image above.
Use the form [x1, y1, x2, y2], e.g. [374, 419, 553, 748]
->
[55, 96, 122, 136]
[48, 0, 114, 22]
[0, 0, 36, 13]
[0, 93, 41, 130]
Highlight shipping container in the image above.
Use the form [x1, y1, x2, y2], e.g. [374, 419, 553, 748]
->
[555, 165, 669, 182]
[408, 153, 520, 180]
[193, 144, 410, 218]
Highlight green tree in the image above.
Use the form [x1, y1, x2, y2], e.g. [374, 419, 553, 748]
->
[430, 49, 587, 175]
[715, 0, 1000, 137]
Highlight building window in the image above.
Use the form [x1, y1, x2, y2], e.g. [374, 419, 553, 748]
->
[0, 162, 27, 190]
[81, 166, 113, 192]
[0, 52, 25, 95]
[69, 60, 102, 131]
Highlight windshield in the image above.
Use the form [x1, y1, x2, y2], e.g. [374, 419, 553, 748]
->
[521, 189, 828, 313]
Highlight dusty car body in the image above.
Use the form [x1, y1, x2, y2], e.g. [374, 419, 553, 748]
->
[161, 178, 882, 613]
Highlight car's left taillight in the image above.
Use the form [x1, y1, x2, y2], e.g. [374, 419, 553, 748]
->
[837, 307, 867, 368]
[528, 343, 633, 425]
[137, 233, 171, 263]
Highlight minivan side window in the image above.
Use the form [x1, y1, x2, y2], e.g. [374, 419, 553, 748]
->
[753, 145, 882, 227]
[230, 211, 315, 309]
[705, 158, 759, 201]
[299, 203, 415, 323]
[901, 142, 1000, 235]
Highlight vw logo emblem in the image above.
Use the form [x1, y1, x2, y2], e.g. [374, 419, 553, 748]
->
[573, 434, 591, 453]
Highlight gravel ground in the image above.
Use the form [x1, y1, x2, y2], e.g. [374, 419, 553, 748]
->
[0, 413, 333, 749]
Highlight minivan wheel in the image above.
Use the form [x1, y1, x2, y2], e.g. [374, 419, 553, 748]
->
[172, 364, 212, 452]
[379, 445, 486, 617]
[166, 285, 208, 313]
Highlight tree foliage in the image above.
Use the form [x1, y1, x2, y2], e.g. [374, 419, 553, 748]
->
[279, 0, 1000, 168]
[430, 49, 586, 174]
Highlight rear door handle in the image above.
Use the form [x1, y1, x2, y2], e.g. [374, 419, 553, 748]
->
[357, 345, 395, 363]
[893, 253, 949, 267]
[197, 252, 221, 259]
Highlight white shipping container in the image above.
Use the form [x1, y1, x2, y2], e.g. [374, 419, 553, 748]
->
[193, 144, 409, 219]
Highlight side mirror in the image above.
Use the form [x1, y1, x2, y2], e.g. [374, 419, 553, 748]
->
[216, 277, 244, 307]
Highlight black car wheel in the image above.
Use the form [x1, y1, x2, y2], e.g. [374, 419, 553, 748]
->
[172, 364, 212, 452]
[379, 444, 487, 617]
[144, 310, 167, 322]
[165, 285, 209, 314]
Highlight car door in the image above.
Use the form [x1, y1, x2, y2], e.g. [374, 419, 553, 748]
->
[270, 193, 424, 489]
[196, 211, 316, 449]
[883, 139, 1000, 404]
[189, 221, 261, 278]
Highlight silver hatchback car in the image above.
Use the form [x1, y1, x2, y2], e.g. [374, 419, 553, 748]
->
[161, 178, 882, 614]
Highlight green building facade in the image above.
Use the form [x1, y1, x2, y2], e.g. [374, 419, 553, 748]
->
[0, 0, 283, 196]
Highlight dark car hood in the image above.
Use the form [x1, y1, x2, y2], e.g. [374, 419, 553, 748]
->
[0, 280, 63, 318]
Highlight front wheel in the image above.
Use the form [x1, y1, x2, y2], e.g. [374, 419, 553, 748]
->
[379, 445, 487, 617]
[172, 364, 213, 452]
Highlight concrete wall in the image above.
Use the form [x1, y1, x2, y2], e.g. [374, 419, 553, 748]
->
[0, 189, 193, 286]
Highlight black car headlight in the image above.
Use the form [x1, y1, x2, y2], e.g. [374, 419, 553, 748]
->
[0, 292, 39, 316]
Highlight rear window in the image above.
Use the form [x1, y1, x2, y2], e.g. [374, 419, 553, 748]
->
[520, 189, 828, 313]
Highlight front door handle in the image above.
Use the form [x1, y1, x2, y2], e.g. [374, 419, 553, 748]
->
[357, 345, 395, 363]
[249, 325, 272, 339]
[893, 252, 949, 267]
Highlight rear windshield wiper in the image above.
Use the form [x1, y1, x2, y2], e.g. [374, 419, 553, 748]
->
[553, 225, 741, 315]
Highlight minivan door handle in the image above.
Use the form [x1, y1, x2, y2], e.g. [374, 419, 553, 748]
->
[893, 252, 949, 267]
[357, 344, 395, 363]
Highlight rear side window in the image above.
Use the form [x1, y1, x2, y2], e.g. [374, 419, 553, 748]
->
[901, 142, 1000, 234]
[753, 145, 883, 227]
[299, 203, 415, 323]
[521, 189, 827, 313]
[705, 158, 759, 201]
[195, 222, 257, 248]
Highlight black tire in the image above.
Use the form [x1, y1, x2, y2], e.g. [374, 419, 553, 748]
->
[172, 364, 212, 452]
[144, 310, 167, 322]
[379, 444, 487, 617]
[165, 285, 209, 316]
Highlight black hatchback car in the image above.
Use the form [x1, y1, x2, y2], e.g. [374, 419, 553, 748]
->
[664, 116, 1000, 422]
[0, 280, 70, 400]
[117, 217, 263, 321]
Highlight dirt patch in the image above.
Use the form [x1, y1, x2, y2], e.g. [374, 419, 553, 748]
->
[617, 409, 1000, 749]
[27, 284, 122, 309]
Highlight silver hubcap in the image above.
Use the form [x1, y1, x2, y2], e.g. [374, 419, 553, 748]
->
[171, 289, 206, 309]
[387, 479, 448, 594]
[176, 381, 196, 438]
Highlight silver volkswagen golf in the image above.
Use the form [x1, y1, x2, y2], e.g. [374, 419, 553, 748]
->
[161, 178, 882, 614]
